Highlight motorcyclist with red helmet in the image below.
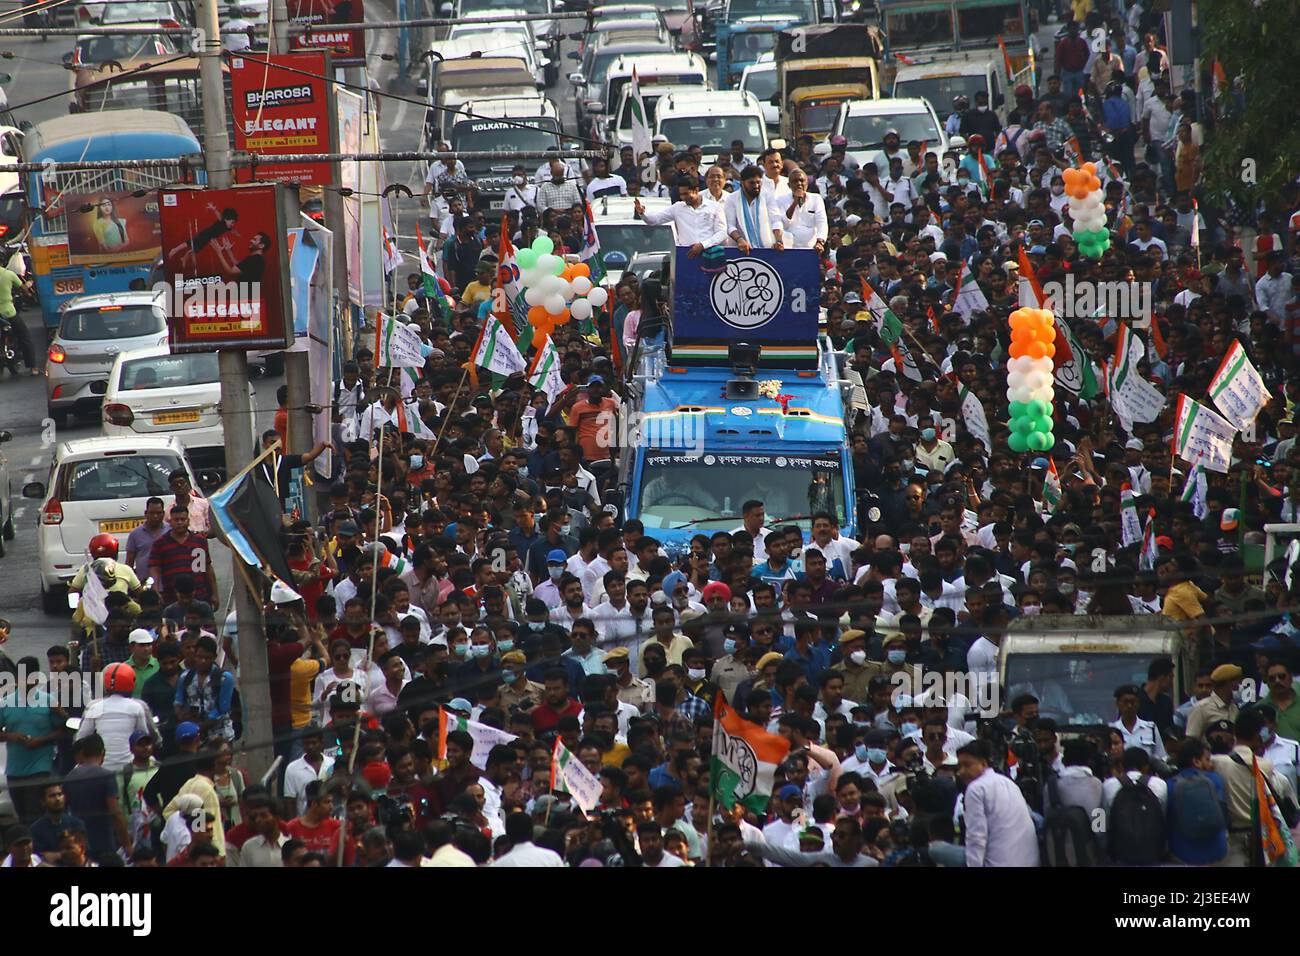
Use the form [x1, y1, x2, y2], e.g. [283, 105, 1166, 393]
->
[69, 534, 145, 637]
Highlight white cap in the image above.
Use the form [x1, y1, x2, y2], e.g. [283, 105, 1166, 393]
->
[1125, 438, 1144, 450]
[270, 580, 303, 605]
[128, 628, 155, 644]
[929, 251, 947, 262]
[948, 135, 967, 149]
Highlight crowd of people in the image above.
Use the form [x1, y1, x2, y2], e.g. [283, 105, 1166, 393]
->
[2, 0, 1300, 869]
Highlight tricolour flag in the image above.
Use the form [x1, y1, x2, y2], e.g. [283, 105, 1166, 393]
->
[1139, 508, 1159, 570]
[1042, 458, 1062, 513]
[861, 277, 903, 346]
[415, 222, 440, 296]
[436, 708, 518, 769]
[1172, 394, 1237, 474]
[1180, 461, 1207, 519]
[951, 258, 988, 319]
[473, 315, 527, 378]
[580, 201, 605, 286]
[960, 385, 990, 452]
[628, 67, 654, 177]
[493, 215, 523, 329]
[1208, 339, 1270, 431]
[527, 335, 566, 406]
[1251, 753, 1298, 866]
[396, 398, 436, 441]
[381, 225, 402, 276]
[551, 739, 603, 814]
[1120, 485, 1143, 548]
[1109, 323, 1165, 428]
[373, 312, 427, 368]
[892, 340, 923, 382]
[711, 696, 790, 815]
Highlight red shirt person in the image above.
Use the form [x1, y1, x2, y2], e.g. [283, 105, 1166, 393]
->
[149, 505, 217, 604]
[283, 780, 349, 864]
[529, 669, 583, 735]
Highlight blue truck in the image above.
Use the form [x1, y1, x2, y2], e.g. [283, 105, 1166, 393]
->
[714, 0, 823, 89]
[619, 249, 857, 557]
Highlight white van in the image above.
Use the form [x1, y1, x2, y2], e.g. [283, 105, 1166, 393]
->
[654, 88, 768, 154]
[591, 196, 676, 286]
[817, 97, 947, 174]
[892, 56, 1008, 126]
[738, 55, 778, 135]
[597, 52, 709, 142]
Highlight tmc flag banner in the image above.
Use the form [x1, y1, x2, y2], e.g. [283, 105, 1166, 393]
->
[1173, 394, 1237, 474]
[1209, 339, 1270, 431]
[711, 696, 791, 814]
[436, 708, 518, 770]
[672, 248, 819, 345]
[551, 740, 603, 814]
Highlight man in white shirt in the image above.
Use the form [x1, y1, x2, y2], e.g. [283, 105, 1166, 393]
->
[283, 728, 336, 817]
[758, 147, 790, 208]
[633, 182, 727, 255]
[703, 164, 731, 207]
[1110, 684, 1168, 762]
[491, 813, 563, 866]
[777, 168, 828, 252]
[957, 740, 1040, 866]
[503, 165, 537, 213]
[1100, 755, 1169, 813]
[1256, 251, 1295, 326]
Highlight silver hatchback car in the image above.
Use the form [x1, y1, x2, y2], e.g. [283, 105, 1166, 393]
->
[45, 290, 169, 425]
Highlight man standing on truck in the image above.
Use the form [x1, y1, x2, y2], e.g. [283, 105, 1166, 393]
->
[725, 166, 779, 252]
[633, 180, 728, 258]
[777, 169, 828, 253]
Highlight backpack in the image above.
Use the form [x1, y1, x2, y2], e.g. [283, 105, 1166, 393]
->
[1170, 772, 1226, 840]
[1041, 774, 1101, 867]
[181, 668, 243, 741]
[1108, 773, 1167, 865]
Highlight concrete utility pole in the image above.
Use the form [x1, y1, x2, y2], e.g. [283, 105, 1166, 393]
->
[270, 0, 317, 520]
[198, 0, 273, 783]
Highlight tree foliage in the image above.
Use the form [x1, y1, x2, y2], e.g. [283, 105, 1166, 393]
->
[1200, 0, 1300, 208]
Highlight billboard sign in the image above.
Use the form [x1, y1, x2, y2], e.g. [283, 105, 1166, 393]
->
[65, 189, 162, 266]
[288, 0, 365, 64]
[231, 51, 334, 186]
[671, 248, 820, 344]
[159, 183, 292, 351]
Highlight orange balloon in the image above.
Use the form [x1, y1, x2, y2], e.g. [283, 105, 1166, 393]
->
[528, 305, 548, 324]
[573, 263, 590, 278]
[1026, 340, 1047, 360]
[1081, 162, 1097, 175]
[1008, 341, 1029, 359]
[1043, 342, 1056, 358]
[555, 309, 572, 326]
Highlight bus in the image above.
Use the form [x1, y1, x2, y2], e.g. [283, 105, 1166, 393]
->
[71, 57, 231, 140]
[24, 110, 200, 327]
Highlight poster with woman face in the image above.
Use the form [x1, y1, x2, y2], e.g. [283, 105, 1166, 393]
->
[66, 190, 162, 266]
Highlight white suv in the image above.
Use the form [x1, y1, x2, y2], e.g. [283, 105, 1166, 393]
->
[654, 89, 769, 155]
[23, 435, 201, 612]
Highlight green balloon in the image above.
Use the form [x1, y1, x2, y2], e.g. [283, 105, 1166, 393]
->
[1026, 430, 1050, 451]
[516, 248, 538, 270]
[1034, 416, 1054, 433]
[552, 256, 566, 276]
[1009, 401, 1028, 419]
[1026, 399, 1048, 419]
[1014, 416, 1035, 435]
[532, 235, 554, 255]
[1008, 431, 1029, 453]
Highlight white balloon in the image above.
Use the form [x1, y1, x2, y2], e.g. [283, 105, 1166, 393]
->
[1025, 370, 1049, 391]
[1011, 385, 1035, 404]
[572, 276, 593, 296]
[543, 294, 566, 316]
[523, 286, 545, 307]
[587, 286, 609, 308]
[569, 297, 594, 321]
[1007, 355, 1035, 374]
[560, 280, 576, 301]
[1007, 370, 1027, 389]
[1028, 386, 1055, 403]
[536, 254, 559, 275]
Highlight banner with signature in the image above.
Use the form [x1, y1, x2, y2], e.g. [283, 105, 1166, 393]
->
[672, 247, 819, 344]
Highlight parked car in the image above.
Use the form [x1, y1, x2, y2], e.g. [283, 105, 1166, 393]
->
[23, 435, 203, 612]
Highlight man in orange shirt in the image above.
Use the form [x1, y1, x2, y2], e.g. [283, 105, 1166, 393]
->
[563, 376, 620, 464]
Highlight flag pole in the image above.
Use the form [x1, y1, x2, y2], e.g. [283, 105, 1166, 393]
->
[703, 787, 716, 868]
[431, 366, 469, 458]
[337, 417, 386, 867]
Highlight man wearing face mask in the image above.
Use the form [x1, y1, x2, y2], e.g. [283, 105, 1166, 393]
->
[914, 423, 955, 473]
[497, 650, 544, 713]
[830, 630, 882, 705]
[503, 165, 536, 214]
[843, 728, 896, 787]
[533, 550, 568, 609]
[535, 160, 582, 215]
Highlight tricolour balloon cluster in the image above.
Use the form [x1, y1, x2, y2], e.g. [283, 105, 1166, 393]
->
[1006, 307, 1056, 452]
[1064, 164, 1109, 259]
[515, 235, 609, 339]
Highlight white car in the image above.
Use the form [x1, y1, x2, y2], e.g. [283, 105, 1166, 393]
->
[23, 435, 201, 611]
[45, 289, 170, 425]
[654, 88, 769, 154]
[816, 97, 947, 174]
[101, 346, 254, 472]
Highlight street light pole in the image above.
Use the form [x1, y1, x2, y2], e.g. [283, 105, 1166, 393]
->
[197, 0, 273, 783]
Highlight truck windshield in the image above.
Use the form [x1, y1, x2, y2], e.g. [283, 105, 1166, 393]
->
[797, 101, 842, 134]
[659, 114, 765, 151]
[728, 31, 777, 61]
[893, 75, 988, 119]
[957, 2, 1024, 43]
[884, 9, 954, 47]
[840, 111, 938, 147]
[1002, 653, 1154, 727]
[637, 452, 846, 532]
[452, 122, 559, 153]
[727, 0, 812, 18]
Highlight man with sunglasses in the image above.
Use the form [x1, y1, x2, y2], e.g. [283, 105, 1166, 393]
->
[1264, 659, 1300, 743]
